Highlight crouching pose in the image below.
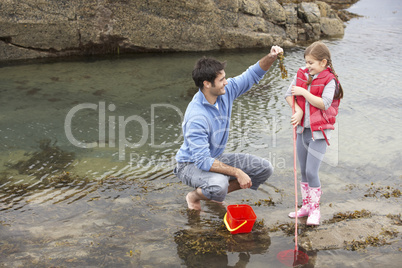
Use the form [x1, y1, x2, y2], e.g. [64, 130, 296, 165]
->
[174, 46, 283, 210]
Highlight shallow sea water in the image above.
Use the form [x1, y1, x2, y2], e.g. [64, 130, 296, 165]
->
[0, 0, 401, 267]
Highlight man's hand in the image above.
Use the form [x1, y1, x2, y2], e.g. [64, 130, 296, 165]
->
[210, 160, 252, 189]
[259, 45, 284, 71]
[235, 169, 252, 189]
[270, 45, 284, 57]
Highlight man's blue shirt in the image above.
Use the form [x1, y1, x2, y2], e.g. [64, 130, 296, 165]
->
[175, 61, 267, 171]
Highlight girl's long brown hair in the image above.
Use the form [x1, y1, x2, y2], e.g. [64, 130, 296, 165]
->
[305, 41, 344, 100]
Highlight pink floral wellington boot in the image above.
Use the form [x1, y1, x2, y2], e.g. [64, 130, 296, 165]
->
[306, 187, 322, 225]
[288, 182, 310, 218]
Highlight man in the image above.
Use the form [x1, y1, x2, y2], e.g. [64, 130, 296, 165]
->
[174, 46, 283, 210]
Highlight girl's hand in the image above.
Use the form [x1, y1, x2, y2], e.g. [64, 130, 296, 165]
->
[291, 110, 303, 127]
[291, 86, 305, 96]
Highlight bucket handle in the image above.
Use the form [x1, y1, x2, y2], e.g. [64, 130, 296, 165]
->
[223, 213, 247, 232]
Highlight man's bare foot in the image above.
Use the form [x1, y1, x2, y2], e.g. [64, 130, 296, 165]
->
[186, 191, 202, 210]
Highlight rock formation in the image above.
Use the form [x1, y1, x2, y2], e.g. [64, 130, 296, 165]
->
[0, 0, 357, 61]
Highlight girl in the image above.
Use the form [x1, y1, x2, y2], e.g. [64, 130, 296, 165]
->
[285, 41, 343, 225]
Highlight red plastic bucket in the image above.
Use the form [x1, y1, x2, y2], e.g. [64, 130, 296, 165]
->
[224, 204, 257, 234]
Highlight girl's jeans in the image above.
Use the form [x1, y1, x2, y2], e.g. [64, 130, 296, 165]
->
[296, 128, 328, 188]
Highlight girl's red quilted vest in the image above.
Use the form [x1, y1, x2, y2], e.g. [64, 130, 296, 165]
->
[295, 67, 340, 144]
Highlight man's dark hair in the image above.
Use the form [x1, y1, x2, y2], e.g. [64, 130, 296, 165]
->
[192, 57, 226, 90]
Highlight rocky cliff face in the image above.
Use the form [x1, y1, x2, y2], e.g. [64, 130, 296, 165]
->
[0, 0, 354, 61]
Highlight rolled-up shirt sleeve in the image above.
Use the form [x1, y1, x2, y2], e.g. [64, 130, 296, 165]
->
[321, 79, 336, 110]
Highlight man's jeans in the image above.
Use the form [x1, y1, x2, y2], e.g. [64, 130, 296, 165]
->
[174, 153, 273, 202]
